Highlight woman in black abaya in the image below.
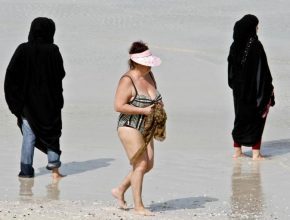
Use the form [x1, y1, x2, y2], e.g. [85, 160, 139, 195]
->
[228, 15, 275, 160]
[4, 17, 65, 178]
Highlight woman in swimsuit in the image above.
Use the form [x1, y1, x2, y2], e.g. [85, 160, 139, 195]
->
[112, 41, 162, 216]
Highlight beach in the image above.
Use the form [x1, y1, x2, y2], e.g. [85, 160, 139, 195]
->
[1, 0, 290, 219]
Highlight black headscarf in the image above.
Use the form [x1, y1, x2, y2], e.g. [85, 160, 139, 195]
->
[233, 14, 259, 43]
[4, 17, 65, 155]
[227, 14, 274, 146]
[28, 17, 55, 44]
[230, 14, 259, 64]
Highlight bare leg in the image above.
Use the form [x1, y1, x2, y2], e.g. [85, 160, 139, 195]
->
[252, 141, 264, 160]
[145, 140, 154, 172]
[52, 168, 65, 179]
[252, 149, 265, 160]
[131, 154, 154, 216]
[112, 139, 154, 209]
[111, 171, 132, 209]
[113, 127, 154, 215]
[233, 147, 245, 159]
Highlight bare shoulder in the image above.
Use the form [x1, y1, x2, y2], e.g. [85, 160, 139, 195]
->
[117, 73, 134, 93]
[119, 71, 134, 84]
[116, 72, 135, 99]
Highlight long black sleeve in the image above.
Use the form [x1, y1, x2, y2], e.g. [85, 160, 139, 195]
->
[4, 44, 26, 118]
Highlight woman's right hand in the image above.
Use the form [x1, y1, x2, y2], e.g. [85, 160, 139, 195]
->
[142, 105, 154, 116]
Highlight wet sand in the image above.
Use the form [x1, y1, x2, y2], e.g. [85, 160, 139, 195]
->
[1, 0, 290, 219]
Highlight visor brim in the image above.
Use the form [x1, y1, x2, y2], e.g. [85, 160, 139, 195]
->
[131, 55, 161, 67]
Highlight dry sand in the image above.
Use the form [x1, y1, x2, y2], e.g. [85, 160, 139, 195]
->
[1, 0, 290, 219]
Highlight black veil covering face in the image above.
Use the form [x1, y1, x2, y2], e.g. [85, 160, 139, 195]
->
[4, 17, 65, 155]
[228, 14, 274, 146]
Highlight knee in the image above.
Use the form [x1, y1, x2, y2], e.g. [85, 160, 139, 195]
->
[22, 128, 36, 145]
[134, 160, 148, 174]
[145, 162, 154, 173]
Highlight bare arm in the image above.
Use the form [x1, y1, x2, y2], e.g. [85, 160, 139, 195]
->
[114, 76, 152, 116]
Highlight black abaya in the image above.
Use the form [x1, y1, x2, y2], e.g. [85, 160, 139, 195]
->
[4, 17, 65, 154]
[228, 37, 274, 146]
[228, 15, 274, 146]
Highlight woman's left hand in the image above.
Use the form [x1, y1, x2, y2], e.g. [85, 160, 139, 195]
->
[157, 101, 164, 107]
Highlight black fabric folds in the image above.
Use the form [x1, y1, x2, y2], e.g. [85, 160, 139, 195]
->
[228, 15, 274, 146]
[4, 17, 65, 154]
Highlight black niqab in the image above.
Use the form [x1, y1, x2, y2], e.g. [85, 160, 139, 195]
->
[228, 15, 274, 146]
[4, 17, 65, 154]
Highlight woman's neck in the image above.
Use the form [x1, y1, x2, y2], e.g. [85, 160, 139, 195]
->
[132, 67, 150, 78]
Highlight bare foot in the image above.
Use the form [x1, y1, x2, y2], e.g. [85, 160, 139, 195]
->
[134, 208, 154, 216]
[233, 147, 245, 159]
[252, 154, 265, 161]
[233, 153, 246, 159]
[252, 150, 265, 161]
[52, 168, 65, 179]
[111, 188, 127, 210]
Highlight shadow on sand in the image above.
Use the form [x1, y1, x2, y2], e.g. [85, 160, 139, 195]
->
[242, 139, 290, 158]
[149, 196, 218, 211]
[262, 139, 290, 157]
[35, 158, 115, 176]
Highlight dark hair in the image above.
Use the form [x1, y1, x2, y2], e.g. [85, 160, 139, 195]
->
[128, 41, 149, 69]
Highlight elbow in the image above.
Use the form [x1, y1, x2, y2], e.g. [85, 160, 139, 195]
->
[114, 104, 122, 113]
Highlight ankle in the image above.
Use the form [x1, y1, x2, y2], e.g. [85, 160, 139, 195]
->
[234, 147, 242, 154]
[119, 185, 127, 192]
[51, 168, 64, 179]
[252, 149, 260, 156]
[134, 206, 145, 211]
[52, 168, 59, 174]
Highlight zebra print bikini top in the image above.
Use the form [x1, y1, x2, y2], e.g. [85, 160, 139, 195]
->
[117, 73, 162, 134]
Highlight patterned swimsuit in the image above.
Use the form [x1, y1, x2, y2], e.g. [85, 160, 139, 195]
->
[117, 74, 162, 134]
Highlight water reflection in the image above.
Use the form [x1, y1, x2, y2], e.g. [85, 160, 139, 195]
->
[18, 177, 34, 200]
[17, 158, 114, 200]
[18, 177, 61, 200]
[230, 160, 264, 219]
[46, 178, 61, 200]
